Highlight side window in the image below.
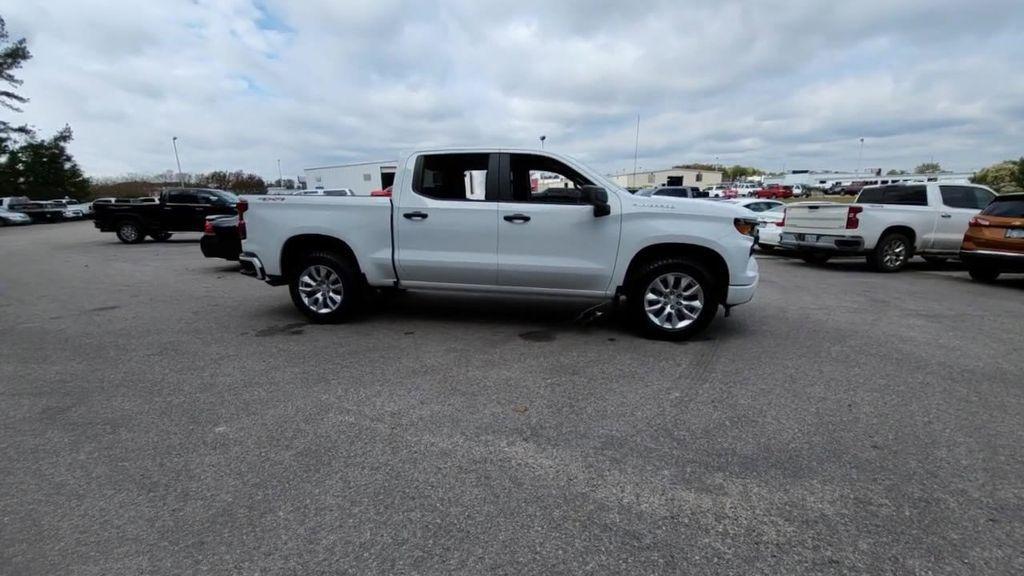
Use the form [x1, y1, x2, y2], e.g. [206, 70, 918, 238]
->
[941, 186, 993, 210]
[507, 154, 593, 204]
[167, 190, 198, 204]
[413, 153, 490, 201]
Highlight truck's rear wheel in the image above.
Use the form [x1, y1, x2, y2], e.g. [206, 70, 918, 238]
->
[115, 221, 143, 244]
[628, 259, 719, 341]
[288, 252, 361, 323]
[868, 232, 912, 272]
[968, 265, 1000, 283]
[150, 232, 173, 242]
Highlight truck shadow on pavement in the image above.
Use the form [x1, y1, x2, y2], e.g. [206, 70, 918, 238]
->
[370, 292, 738, 342]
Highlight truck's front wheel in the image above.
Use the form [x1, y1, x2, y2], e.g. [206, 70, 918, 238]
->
[288, 252, 361, 323]
[628, 259, 719, 341]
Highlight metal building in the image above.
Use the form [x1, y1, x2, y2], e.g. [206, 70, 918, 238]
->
[304, 161, 398, 195]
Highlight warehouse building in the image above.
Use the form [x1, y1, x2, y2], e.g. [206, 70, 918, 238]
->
[764, 170, 975, 188]
[305, 161, 397, 195]
[609, 167, 722, 189]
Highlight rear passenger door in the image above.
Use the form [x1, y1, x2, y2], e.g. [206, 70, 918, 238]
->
[933, 185, 995, 251]
[495, 153, 619, 293]
[394, 153, 499, 286]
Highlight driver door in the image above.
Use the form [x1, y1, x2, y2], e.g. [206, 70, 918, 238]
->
[496, 153, 620, 293]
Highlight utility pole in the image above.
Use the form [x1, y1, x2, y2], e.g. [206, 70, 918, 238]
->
[632, 113, 640, 187]
[858, 137, 864, 173]
[277, 159, 283, 187]
[172, 137, 183, 186]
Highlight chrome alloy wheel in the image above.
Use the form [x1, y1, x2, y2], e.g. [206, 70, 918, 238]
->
[882, 238, 908, 269]
[297, 265, 344, 314]
[119, 223, 139, 242]
[644, 272, 704, 330]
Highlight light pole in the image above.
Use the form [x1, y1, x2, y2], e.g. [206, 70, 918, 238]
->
[171, 137, 183, 186]
[539, 135, 546, 150]
[858, 137, 864, 174]
[277, 159, 283, 187]
[632, 113, 640, 187]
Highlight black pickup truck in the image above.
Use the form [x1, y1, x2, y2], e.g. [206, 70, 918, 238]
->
[93, 188, 238, 243]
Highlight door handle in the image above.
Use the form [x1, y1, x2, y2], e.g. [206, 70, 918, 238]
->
[940, 213, 952, 218]
[503, 213, 531, 223]
[403, 211, 428, 220]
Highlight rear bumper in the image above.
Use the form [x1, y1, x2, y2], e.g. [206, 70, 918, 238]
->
[201, 234, 241, 261]
[780, 232, 865, 253]
[960, 249, 1024, 272]
[239, 252, 266, 279]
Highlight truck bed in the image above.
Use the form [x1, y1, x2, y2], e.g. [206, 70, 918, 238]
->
[240, 195, 396, 284]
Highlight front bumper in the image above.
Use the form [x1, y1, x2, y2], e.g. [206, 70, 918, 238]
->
[726, 255, 758, 306]
[780, 232, 864, 252]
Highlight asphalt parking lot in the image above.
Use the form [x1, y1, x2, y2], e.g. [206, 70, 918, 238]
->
[1, 221, 1022, 575]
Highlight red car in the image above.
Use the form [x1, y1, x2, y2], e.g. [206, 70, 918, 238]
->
[756, 184, 793, 199]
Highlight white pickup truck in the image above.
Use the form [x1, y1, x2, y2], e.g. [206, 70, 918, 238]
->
[238, 148, 760, 340]
[780, 182, 996, 271]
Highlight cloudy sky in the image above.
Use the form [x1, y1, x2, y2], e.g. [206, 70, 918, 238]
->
[4, 0, 1024, 179]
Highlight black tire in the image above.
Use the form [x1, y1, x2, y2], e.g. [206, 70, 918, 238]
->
[800, 253, 831, 265]
[150, 232, 173, 242]
[968, 266, 1000, 283]
[288, 251, 362, 323]
[868, 232, 912, 272]
[115, 220, 144, 244]
[627, 258, 720, 341]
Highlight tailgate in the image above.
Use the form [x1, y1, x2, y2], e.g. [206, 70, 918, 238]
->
[785, 203, 850, 230]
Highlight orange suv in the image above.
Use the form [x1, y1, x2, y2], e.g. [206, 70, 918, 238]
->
[960, 193, 1024, 282]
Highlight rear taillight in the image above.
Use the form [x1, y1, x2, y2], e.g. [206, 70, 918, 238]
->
[203, 220, 214, 235]
[969, 216, 990, 227]
[846, 205, 863, 229]
[237, 200, 248, 240]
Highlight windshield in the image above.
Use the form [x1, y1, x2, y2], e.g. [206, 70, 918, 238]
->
[211, 190, 239, 203]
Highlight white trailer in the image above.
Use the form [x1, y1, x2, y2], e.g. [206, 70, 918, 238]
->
[304, 161, 398, 195]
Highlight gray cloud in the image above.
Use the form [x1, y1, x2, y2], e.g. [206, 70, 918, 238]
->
[4, 0, 1023, 178]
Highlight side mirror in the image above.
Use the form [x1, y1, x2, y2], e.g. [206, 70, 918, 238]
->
[580, 185, 611, 217]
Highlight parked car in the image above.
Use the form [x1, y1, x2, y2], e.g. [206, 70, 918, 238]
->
[300, 188, 355, 196]
[635, 186, 709, 199]
[93, 188, 238, 243]
[755, 205, 786, 250]
[959, 192, 1024, 282]
[0, 196, 65, 222]
[780, 182, 996, 271]
[200, 215, 242, 261]
[756, 184, 794, 199]
[49, 199, 86, 219]
[704, 184, 732, 198]
[733, 182, 760, 197]
[723, 199, 784, 213]
[790, 184, 811, 198]
[0, 207, 32, 226]
[238, 148, 760, 340]
[370, 186, 393, 197]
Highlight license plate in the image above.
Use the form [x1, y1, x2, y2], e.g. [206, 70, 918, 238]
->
[1007, 228, 1024, 239]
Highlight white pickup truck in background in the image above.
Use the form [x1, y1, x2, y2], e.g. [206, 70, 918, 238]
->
[238, 148, 760, 340]
[780, 182, 996, 271]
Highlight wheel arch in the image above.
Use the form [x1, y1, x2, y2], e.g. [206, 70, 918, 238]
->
[879, 225, 917, 249]
[280, 234, 362, 280]
[620, 243, 730, 302]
